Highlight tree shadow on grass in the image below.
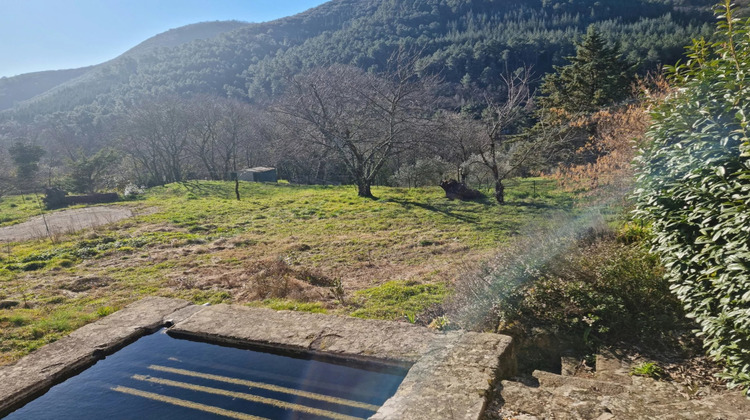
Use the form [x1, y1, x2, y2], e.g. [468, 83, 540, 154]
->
[504, 200, 560, 210]
[387, 197, 484, 223]
[179, 181, 233, 198]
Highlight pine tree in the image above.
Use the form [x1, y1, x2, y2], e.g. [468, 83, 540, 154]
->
[540, 25, 634, 116]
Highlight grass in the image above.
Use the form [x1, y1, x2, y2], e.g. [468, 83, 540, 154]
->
[248, 299, 328, 314]
[0, 194, 47, 227]
[350, 280, 449, 320]
[0, 178, 574, 365]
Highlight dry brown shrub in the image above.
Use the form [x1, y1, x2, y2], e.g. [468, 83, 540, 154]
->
[242, 259, 334, 301]
[553, 75, 670, 200]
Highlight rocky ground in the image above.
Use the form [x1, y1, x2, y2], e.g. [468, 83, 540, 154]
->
[484, 351, 750, 420]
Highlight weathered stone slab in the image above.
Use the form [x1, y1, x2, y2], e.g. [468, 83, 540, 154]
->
[0, 297, 190, 415]
[533, 370, 628, 395]
[371, 332, 514, 420]
[169, 304, 441, 367]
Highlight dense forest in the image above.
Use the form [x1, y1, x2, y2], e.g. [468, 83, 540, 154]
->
[1, 0, 714, 118]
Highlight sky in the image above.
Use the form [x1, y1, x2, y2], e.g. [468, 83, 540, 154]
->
[0, 0, 328, 78]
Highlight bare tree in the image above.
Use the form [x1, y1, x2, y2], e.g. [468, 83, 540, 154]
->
[274, 51, 438, 198]
[119, 96, 193, 186]
[475, 71, 536, 203]
[187, 96, 257, 182]
[433, 111, 483, 182]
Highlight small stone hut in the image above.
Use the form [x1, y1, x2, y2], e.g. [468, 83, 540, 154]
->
[237, 167, 277, 183]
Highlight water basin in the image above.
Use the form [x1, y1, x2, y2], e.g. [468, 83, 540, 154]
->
[6, 329, 406, 419]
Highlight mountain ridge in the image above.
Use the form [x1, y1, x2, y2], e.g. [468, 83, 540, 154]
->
[2, 0, 716, 120]
[0, 20, 254, 112]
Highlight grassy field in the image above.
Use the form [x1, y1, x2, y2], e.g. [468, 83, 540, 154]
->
[0, 178, 573, 364]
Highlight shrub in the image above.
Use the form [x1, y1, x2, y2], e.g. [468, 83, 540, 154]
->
[123, 183, 145, 199]
[449, 218, 686, 350]
[519, 238, 683, 346]
[390, 156, 453, 187]
[634, 1, 750, 394]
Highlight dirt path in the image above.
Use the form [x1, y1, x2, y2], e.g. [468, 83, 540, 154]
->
[0, 206, 134, 242]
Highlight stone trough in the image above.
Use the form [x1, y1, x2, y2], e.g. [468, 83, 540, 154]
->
[0, 297, 515, 419]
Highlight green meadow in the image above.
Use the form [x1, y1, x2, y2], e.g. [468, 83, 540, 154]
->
[0, 179, 573, 364]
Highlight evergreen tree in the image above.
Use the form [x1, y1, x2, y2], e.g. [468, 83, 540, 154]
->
[540, 25, 635, 116]
[8, 141, 45, 192]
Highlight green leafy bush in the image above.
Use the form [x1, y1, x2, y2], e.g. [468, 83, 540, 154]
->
[519, 239, 682, 346]
[450, 216, 686, 351]
[635, 1, 750, 394]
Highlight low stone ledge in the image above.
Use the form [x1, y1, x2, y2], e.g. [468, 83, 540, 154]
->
[0, 297, 190, 415]
[169, 304, 442, 368]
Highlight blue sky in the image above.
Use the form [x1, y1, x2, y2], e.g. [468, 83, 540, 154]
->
[0, 0, 328, 78]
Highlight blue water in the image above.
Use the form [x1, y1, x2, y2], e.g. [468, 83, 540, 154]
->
[6, 329, 405, 419]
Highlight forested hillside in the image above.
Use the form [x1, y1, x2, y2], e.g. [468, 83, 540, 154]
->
[2, 0, 714, 121]
[0, 21, 251, 113]
[0, 0, 720, 199]
[0, 68, 92, 111]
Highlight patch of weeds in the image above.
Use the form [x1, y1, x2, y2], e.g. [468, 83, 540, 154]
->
[5, 315, 31, 327]
[630, 362, 666, 380]
[20, 251, 57, 263]
[36, 310, 75, 333]
[55, 259, 76, 268]
[42, 296, 66, 304]
[21, 261, 47, 271]
[254, 299, 328, 314]
[232, 239, 256, 247]
[73, 247, 99, 259]
[188, 224, 215, 233]
[350, 281, 448, 320]
[428, 315, 454, 331]
[190, 290, 232, 305]
[329, 278, 346, 304]
[617, 221, 650, 245]
[96, 306, 116, 317]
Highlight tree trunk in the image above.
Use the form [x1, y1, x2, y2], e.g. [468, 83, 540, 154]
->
[357, 181, 373, 198]
[494, 180, 505, 204]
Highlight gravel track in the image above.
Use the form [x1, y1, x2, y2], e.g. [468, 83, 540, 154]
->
[0, 206, 134, 242]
